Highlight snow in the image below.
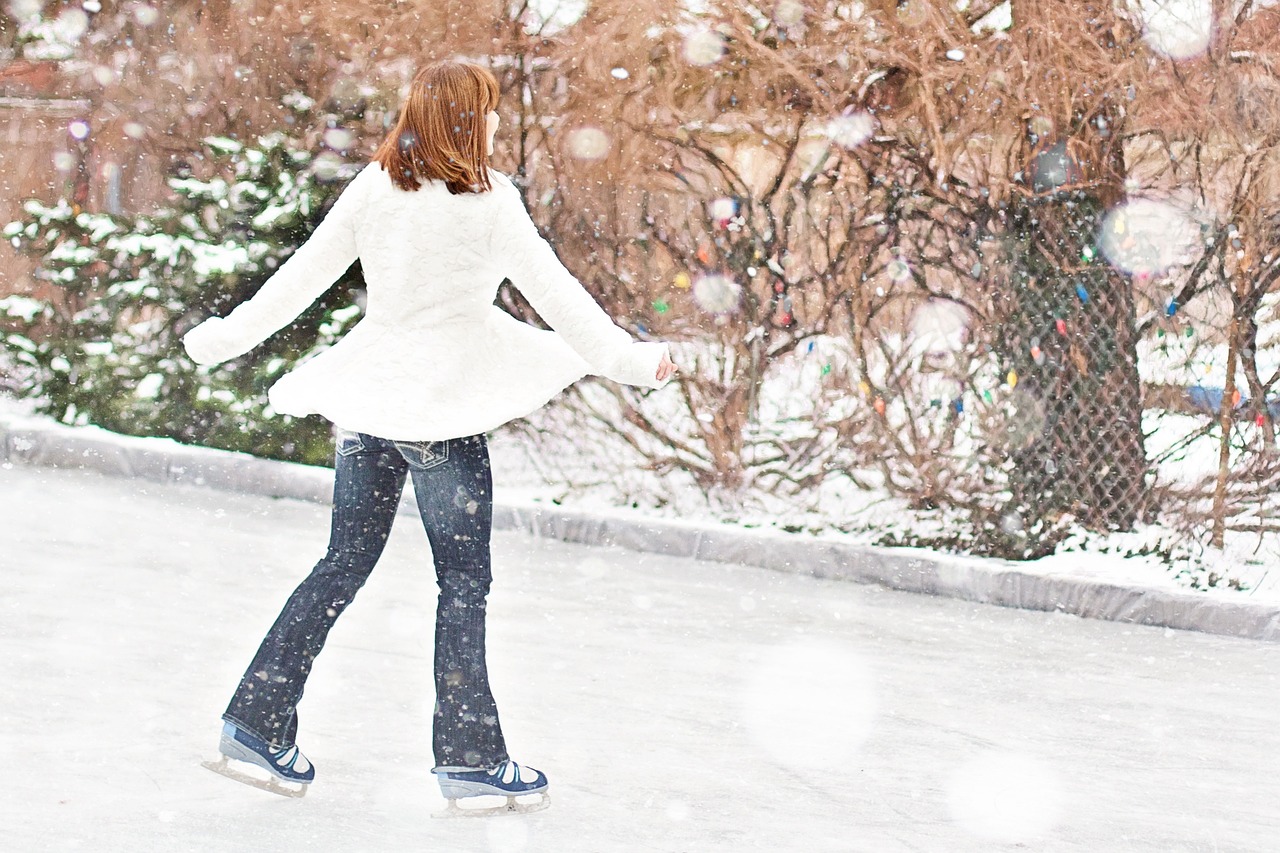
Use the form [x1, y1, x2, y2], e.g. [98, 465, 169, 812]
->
[4, 461, 1279, 851]
[0, 295, 45, 322]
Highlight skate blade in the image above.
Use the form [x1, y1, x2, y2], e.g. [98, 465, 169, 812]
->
[202, 757, 308, 799]
[433, 792, 550, 818]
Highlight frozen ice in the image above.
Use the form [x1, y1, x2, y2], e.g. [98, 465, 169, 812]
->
[566, 127, 610, 161]
[741, 640, 877, 771]
[691, 273, 742, 314]
[68, 119, 90, 140]
[610, 67, 629, 80]
[1137, 0, 1212, 61]
[681, 29, 725, 67]
[1098, 198, 1200, 277]
[576, 555, 611, 580]
[664, 799, 691, 821]
[485, 816, 529, 851]
[5, 409, 1280, 850]
[946, 751, 1065, 843]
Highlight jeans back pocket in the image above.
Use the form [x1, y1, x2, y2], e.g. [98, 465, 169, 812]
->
[336, 430, 367, 457]
[393, 439, 450, 470]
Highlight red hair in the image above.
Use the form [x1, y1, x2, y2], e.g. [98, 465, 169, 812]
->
[373, 60, 500, 194]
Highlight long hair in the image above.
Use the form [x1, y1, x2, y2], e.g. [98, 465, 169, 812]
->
[373, 60, 499, 194]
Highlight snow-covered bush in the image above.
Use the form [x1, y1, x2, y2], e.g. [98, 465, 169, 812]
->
[2, 111, 364, 465]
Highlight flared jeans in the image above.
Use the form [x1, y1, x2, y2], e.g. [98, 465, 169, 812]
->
[222, 430, 508, 769]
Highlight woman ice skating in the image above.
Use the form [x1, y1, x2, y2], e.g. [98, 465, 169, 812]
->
[184, 59, 677, 811]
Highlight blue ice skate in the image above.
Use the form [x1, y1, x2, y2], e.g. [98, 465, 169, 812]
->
[202, 721, 314, 798]
[433, 760, 550, 816]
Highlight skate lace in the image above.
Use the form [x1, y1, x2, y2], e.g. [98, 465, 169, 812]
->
[271, 744, 311, 774]
[492, 761, 539, 786]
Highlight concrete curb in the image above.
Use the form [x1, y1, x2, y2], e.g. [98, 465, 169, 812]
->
[4, 415, 1278, 643]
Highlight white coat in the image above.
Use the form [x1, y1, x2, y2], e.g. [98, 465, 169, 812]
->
[181, 166, 670, 441]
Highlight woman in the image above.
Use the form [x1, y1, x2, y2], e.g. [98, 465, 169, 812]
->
[184, 60, 677, 808]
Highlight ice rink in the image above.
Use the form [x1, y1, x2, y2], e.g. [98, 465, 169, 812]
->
[3, 463, 1278, 852]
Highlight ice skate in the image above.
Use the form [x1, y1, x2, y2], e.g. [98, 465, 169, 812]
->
[432, 760, 550, 817]
[202, 721, 314, 798]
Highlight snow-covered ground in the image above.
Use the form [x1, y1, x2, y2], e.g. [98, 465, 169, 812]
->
[4, 462, 1279, 852]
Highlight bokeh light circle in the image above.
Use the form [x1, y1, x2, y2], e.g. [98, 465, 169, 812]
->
[311, 151, 345, 181]
[742, 640, 877, 770]
[1004, 387, 1048, 450]
[887, 256, 913, 285]
[7, 0, 43, 20]
[566, 127, 611, 161]
[692, 274, 742, 314]
[708, 196, 737, 222]
[1098, 198, 1200, 277]
[1141, 0, 1212, 61]
[825, 112, 876, 149]
[947, 752, 1065, 843]
[775, 0, 805, 26]
[323, 127, 355, 151]
[56, 7, 90, 40]
[682, 29, 725, 67]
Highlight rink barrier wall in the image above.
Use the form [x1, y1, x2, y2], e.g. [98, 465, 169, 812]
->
[4, 414, 1278, 644]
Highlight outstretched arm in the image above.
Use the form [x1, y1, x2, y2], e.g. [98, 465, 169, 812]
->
[183, 166, 370, 365]
[490, 176, 671, 388]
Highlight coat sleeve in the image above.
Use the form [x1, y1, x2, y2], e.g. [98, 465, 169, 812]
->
[182, 166, 370, 366]
[488, 176, 669, 389]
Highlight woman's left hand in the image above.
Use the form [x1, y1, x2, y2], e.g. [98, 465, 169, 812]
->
[655, 351, 678, 382]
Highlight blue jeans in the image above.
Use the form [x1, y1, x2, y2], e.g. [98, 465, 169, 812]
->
[223, 431, 508, 769]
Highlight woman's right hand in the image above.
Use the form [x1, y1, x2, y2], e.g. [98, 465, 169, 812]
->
[655, 351, 678, 382]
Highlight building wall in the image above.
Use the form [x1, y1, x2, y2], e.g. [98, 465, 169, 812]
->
[0, 59, 164, 301]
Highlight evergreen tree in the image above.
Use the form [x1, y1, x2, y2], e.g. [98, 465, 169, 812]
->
[2, 97, 365, 465]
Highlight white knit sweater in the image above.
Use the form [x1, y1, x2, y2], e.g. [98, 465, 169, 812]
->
[182, 166, 669, 441]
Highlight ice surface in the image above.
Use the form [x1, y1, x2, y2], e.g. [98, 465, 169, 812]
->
[3, 463, 1279, 852]
[946, 751, 1064, 843]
